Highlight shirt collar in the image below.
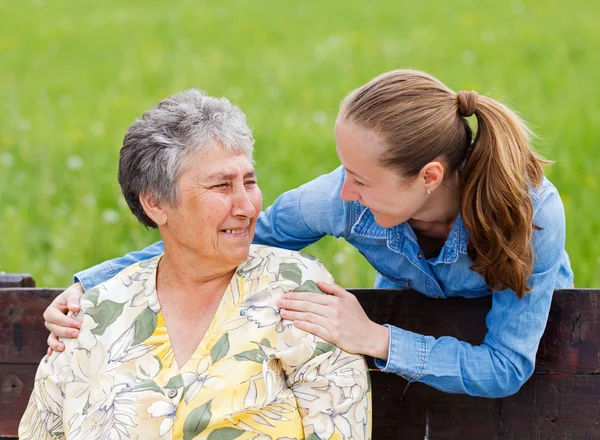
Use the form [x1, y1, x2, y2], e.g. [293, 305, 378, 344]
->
[350, 204, 470, 261]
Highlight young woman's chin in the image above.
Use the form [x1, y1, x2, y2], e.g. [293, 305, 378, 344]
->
[372, 211, 407, 229]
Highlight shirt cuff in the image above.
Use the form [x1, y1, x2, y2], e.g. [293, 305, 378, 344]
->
[373, 324, 428, 381]
[73, 262, 117, 292]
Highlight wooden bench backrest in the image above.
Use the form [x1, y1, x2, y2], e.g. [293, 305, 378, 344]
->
[1, 282, 598, 439]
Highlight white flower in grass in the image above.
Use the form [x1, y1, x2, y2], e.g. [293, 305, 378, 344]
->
[0, 152, 14, 167]
[66, 155, 84, 170]
[102, 209, 120, 224]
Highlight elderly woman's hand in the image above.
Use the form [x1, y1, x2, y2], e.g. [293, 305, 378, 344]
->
[277, 281, 390, 360]
[44, 282, 84, 355]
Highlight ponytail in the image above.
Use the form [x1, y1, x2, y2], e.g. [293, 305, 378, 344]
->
[460, 96, 549, 298]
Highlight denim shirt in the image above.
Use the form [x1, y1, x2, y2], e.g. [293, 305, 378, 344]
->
[76, 166, 573, 398]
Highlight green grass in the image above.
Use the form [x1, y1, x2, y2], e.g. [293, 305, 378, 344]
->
[1, 0, 599, 287]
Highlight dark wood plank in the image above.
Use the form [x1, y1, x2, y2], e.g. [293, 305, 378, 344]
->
[369, 373, 600, 439]
[1, 288, 599, 370]
[0, 289, 61, 364]
[352, 289, 600, 373]
[0, 364, 36, 439]
[0, 273, 35, 288]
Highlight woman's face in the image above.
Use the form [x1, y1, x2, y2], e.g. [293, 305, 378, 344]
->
[161, 145, 262, 268]
[335, 119, 429, 228]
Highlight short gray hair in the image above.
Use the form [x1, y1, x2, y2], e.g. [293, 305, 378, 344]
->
[118, 89, 254, 228]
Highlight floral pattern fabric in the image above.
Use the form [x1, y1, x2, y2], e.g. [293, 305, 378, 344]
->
[20, 245, 372, 440]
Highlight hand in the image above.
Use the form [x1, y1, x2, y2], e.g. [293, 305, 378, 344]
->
[44, 282, 84, 355]
[277, 281, 390, 359]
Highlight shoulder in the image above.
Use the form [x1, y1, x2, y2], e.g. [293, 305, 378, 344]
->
[249, 245, 333, 278]
[294, 166, 353, 213]
[80, 255, 160, 311]
[530, 177, 565, 227]
[243, 245, 334, 289]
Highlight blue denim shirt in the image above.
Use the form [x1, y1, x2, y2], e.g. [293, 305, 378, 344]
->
[76, 166, 573, 398]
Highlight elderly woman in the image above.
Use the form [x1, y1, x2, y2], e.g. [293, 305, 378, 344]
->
[19, 90, 371, 440]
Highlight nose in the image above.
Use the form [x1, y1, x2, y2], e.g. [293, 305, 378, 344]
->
[231, 186, 258, 218]
[340, 177, 359, 202]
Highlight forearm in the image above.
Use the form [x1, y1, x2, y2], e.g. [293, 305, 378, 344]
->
[374, 325, 532, 397]
[254, 167, 349, 249]
[74, 241, 165, 290]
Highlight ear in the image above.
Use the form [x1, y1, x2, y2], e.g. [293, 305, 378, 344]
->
[421, 161, 445, 190]
[139, 193, 168, 226]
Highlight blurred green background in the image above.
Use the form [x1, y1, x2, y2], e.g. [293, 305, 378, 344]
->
[1, 0, 599, 287]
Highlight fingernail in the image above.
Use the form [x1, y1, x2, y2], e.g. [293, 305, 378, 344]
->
[71, 330, 79, 337]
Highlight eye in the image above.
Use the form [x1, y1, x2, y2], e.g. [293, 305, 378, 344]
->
[353, 178, 365, 187]
[244, 180, 257, 186]
[213, 183, 230, 189]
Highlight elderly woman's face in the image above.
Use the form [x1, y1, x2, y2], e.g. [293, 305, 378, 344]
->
[162, 145, 262, 267]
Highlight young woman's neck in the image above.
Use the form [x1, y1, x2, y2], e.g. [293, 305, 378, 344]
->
[413, 172, 461, 226]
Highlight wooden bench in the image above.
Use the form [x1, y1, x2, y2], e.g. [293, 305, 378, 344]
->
[1, 274, 598, 439]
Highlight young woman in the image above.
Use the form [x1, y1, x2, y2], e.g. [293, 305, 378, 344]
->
[43, 69, 573, 398]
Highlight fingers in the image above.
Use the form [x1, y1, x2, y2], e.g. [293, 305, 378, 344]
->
[317, 281, 352, 298]
[47, 333, 65, 353]
[43, 305, 82, 330]
[277, 297, 330, 316]
[280, 291, 333, 306]
[280, 309, 331, 328]
[45, 320, 80, 339]
[48, 283, 84, 313]
[66, 283, 84, 312]
[292, 320, 332, 343]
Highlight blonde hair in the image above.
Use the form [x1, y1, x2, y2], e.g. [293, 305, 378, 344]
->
[340, 69, 548, 298]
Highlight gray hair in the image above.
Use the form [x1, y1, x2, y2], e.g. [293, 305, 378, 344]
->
[118, 89, 254, 228]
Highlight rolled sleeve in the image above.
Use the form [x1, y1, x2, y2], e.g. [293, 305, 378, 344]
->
[373, 325, 427, 381]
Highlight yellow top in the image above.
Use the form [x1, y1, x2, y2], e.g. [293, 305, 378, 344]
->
[19, 245, 372, 440]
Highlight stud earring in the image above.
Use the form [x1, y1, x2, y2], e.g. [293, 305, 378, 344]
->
[426, 187, 432, 195]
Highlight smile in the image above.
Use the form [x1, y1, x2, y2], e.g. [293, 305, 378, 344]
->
[222, 228, 248, 235]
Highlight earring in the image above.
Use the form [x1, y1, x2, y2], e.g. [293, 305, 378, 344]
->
[426, 187, 432, 195]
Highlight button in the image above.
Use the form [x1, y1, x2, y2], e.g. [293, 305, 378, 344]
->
[417, 253, 422, 259]
[167, 389, 178, 398]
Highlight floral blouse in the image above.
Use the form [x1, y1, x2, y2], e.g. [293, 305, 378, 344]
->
[19, 245, 372, 440]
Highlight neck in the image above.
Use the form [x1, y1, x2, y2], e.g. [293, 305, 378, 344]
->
[157, 240, 238, 301]
[414, 173, 461, 225]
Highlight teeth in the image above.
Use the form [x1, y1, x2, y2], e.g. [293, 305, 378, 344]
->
[225, 229, 246, 235]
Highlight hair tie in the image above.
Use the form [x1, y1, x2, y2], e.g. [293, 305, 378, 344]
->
[457, 90, 479, 117]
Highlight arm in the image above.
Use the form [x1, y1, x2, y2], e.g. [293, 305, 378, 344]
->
[374, 189, 567, 397]
[74, 241, 165, 290]
[19, 318, 81, 439]
[280, 258, 372, 439]
[253, 166, 350, 249]
[45, 242, 165, 352]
